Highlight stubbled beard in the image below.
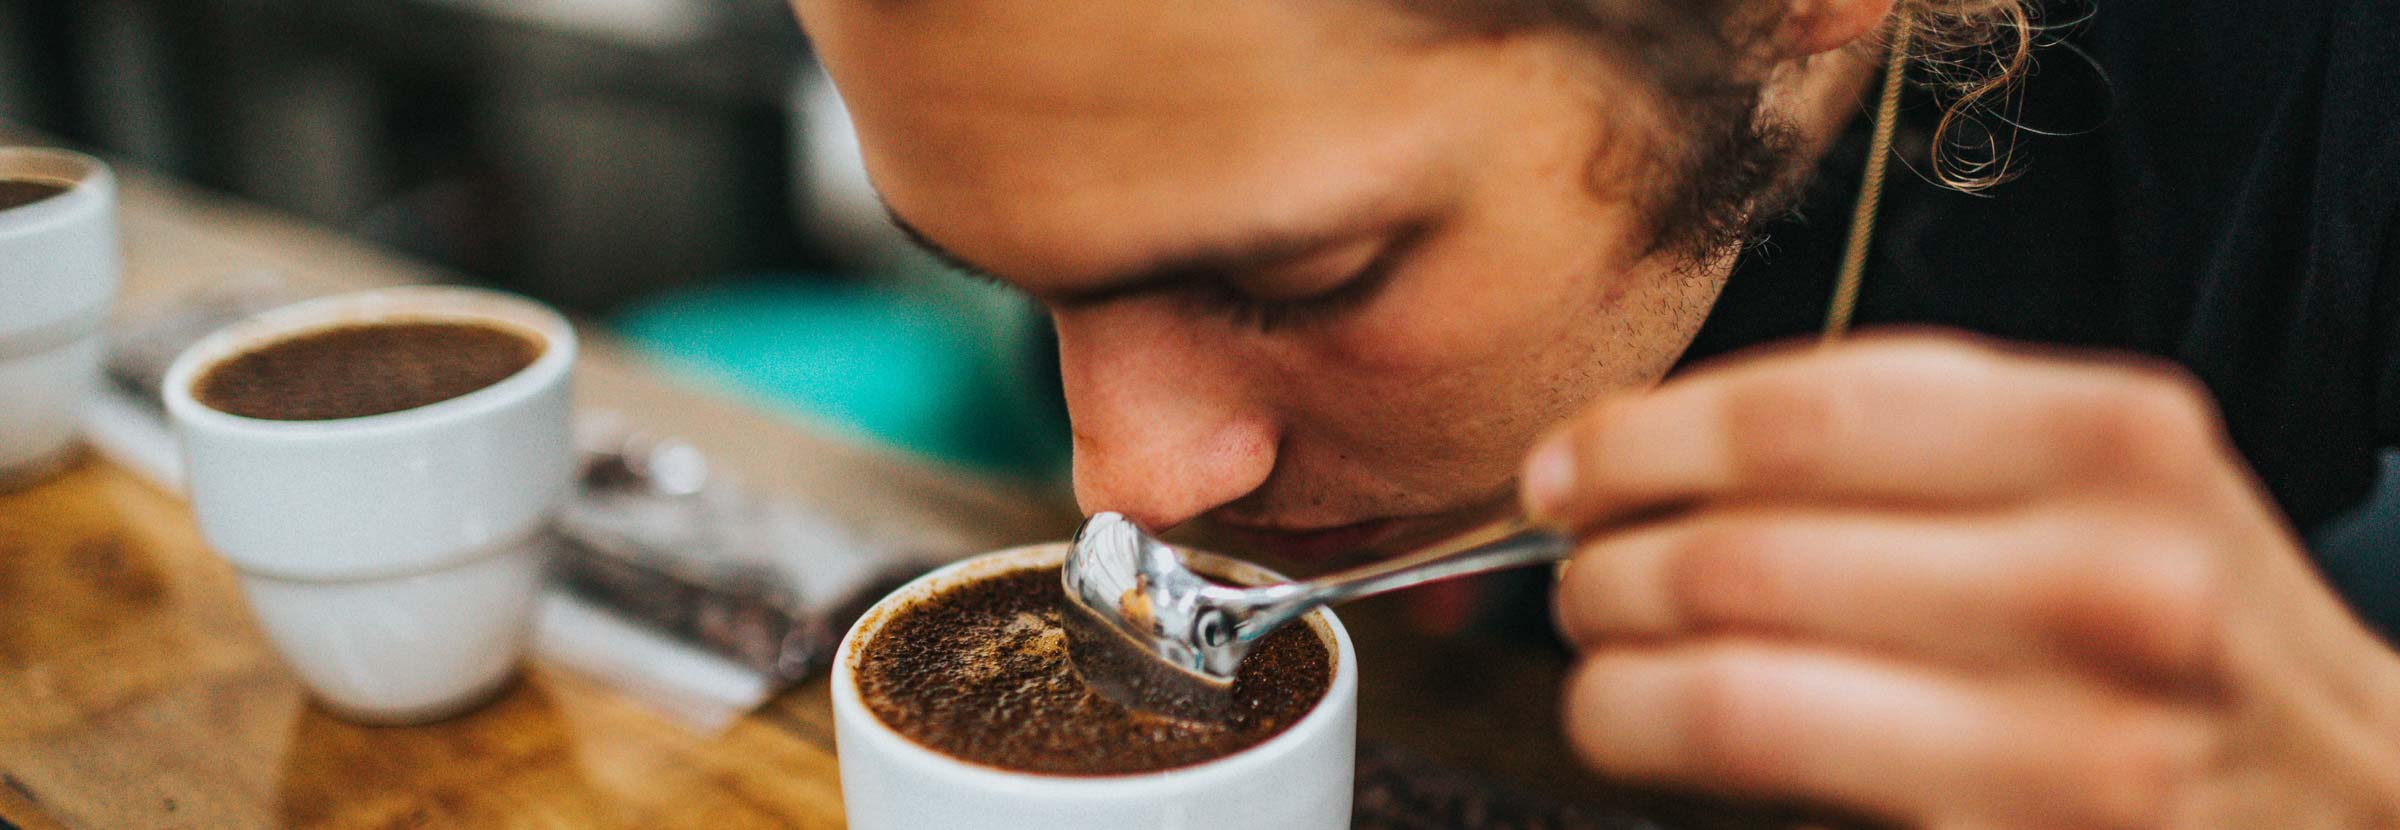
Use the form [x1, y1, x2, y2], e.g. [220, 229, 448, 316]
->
[1638, 89, 1813, 271]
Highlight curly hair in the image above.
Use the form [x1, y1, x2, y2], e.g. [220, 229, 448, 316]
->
[1901, 0, 2039, 189]
[1391, 0, 2040, 258]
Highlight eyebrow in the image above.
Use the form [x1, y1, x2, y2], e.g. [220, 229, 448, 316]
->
[883, 203, 1410, 308]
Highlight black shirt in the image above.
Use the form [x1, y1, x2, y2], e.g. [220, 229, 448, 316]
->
[1687, 1, 2399, 615]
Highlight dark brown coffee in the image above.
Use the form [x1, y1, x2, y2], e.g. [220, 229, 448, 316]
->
[856, 566, 1332, 776]
[0, 178, 70, 212]
[196, 320, 542, 421]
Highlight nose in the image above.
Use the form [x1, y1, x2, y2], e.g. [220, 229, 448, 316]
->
[1054, 309, 1279, 532]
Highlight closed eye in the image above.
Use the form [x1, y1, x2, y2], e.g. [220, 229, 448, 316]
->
[1203, 221, 1428, 334]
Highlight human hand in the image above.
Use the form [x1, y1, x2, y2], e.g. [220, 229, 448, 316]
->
[1529, 332, 2400, 827]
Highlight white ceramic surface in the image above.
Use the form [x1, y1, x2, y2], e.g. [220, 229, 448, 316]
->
[0, 148, 118, 485]
[0, 333, 101, 480]
[237, 533, 555, 723]
[834, 543, 1358, 830]
[163, 286, 577, 721]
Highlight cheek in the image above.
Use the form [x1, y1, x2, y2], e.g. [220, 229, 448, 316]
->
[1321, 98, 1660, 379]
[1264, 204, 1721, 491]
[1314, 185, 1655, 386]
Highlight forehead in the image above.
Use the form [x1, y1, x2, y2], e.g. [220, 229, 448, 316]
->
[796, 0, 1503, 283]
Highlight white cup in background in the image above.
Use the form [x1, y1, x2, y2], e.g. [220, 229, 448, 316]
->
[833, 543, 1359, 830]
[0, 148, 119, 489]
[163, 286, 577, 723]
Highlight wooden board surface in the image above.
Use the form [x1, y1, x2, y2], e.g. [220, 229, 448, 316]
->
[0, 462, 853, 829]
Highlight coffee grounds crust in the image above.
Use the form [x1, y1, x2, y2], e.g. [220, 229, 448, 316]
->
[856, 566, 1333, 776]
[196, 321, 541, 421]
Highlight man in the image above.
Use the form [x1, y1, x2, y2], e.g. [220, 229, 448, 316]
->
[793, 0, 2400, 824]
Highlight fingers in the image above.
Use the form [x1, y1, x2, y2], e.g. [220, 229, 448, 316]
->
[1551, 507, 2227, 687]
[1530, 335, 2255, 826]
[1562, 642, 2217, 828]
[1521, 335, 2229, 530]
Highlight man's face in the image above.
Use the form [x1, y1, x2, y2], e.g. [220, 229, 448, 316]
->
[799, 0, 1732, 560]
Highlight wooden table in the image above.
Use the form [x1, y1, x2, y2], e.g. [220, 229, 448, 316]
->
[0, 146, 1748, 829]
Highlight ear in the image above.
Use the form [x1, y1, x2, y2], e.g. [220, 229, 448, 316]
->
[1771, 0, 1900, 58]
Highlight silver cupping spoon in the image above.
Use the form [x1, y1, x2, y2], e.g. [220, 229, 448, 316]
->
[1060, 511, 1572, 720]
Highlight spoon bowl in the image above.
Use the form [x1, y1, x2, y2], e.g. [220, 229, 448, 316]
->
[1061, 511, 1571, 719]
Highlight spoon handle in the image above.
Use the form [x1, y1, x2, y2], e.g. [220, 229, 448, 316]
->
[1233, 517, 1572, 641]
[1307, 517, 1571, 604]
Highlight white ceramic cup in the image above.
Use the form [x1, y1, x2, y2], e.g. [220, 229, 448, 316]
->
[0, 148, 119, 489]
[833, 543, 1359, 830]
[163, 286, 577, 723]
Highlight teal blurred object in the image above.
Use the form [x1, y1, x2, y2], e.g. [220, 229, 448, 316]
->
[613, 276, 1069, 479]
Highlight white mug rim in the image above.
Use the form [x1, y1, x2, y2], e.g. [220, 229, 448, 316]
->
[162, 285, 576, 439]
[832, 542, 1359, 794]
[0, 147, 113, 238]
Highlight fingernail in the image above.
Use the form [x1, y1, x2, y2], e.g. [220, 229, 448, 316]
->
[1524, 437, 1575, 519]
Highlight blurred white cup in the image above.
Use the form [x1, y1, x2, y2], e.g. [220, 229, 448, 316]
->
[163, 286, 576, 723]
[833, 543, 1359, 830]
[0, 148, 119, 489]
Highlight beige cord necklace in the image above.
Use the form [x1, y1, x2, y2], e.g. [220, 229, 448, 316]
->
[1822, 15, 1913, 341]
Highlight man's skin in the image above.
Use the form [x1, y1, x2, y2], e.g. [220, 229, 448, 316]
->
[795, 0, 2400, 823]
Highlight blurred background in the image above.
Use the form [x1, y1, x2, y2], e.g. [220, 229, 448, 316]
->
[0, 0, 1073, 481]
